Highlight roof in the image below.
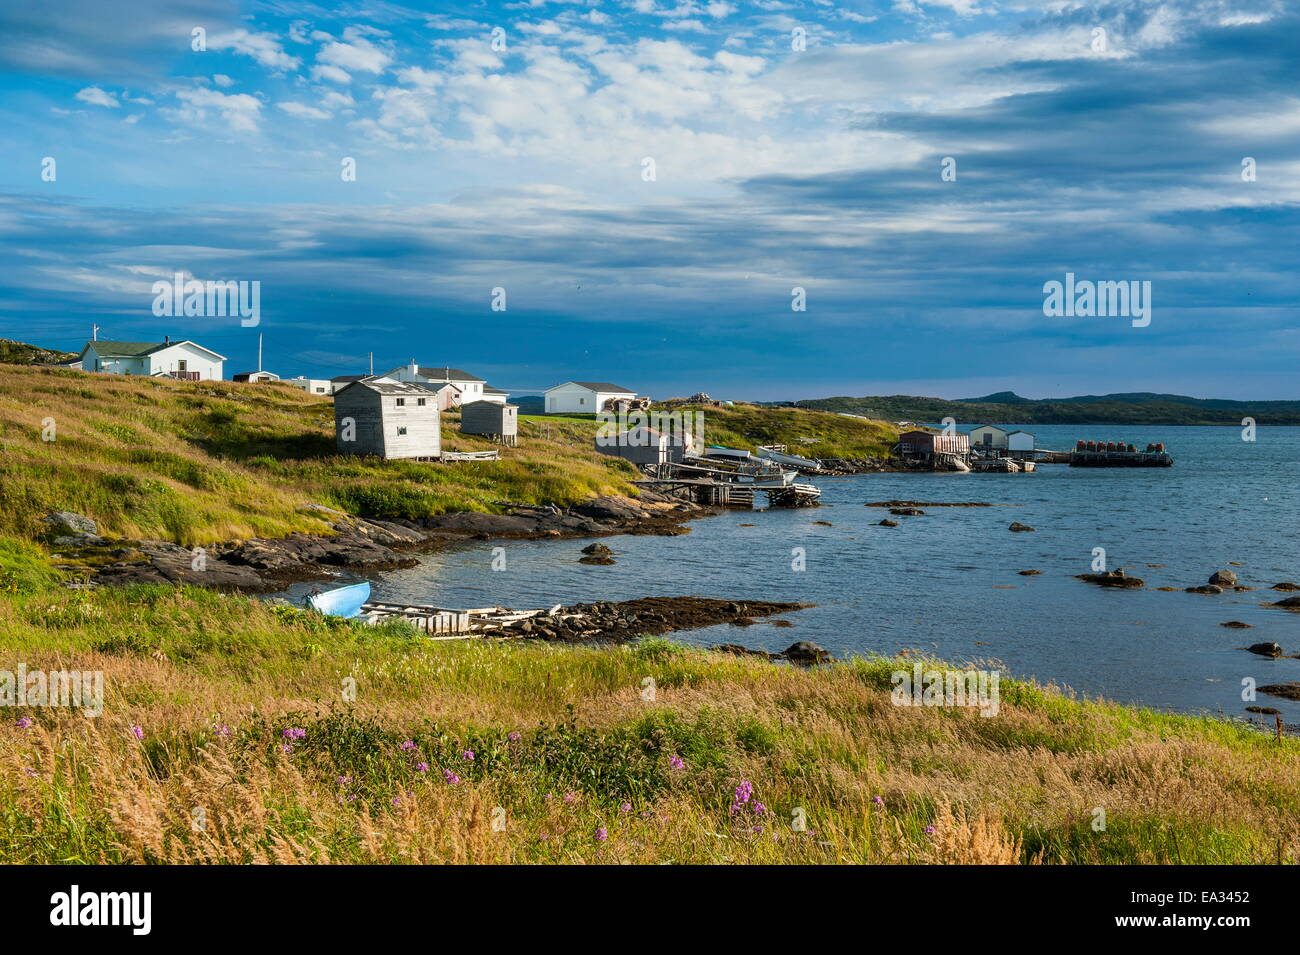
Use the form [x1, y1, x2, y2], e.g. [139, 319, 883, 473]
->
[970, 424, 1010, 433]
[385, 365, 485, 382]
[233, 371, 279, 380]
[1006, 429, 1035, 436]
[331, 374, 369, 383]
[548, 380, 635, 394]
[83, 339, 228, 361]
[483, 385, 508, 394]
[335, 376, 434, 398]
[415, 381, 461, 393]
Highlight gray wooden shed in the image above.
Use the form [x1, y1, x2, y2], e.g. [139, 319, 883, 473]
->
[459, 399, 518, 446]
[334, 377, 441, 460]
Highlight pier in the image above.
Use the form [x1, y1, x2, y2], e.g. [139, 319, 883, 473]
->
[1067, 440, 1174, 467]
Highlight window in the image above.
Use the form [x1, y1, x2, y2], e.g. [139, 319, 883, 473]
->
[315, 387, 325, 393]
[178, 360, 187, 372]
[579, 397, 586, 405]
[396, 398, 406, 407]
[417, 398, 426, 407]
[397, 426, 408, 435]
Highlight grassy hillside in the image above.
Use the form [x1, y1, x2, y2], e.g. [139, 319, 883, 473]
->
[0, 366, 898, 546]
[796, 393, 1300, 426]
[0, 580, 1295, 864]
[0, 366, 639, 544]
[687, 403, 897, 458]
[0, 338, 77, 365]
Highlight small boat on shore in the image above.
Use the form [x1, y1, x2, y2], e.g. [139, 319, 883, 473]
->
[307, 581, 371, 618]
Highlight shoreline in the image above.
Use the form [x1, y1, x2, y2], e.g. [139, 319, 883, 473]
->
[49, 489, 715, 593]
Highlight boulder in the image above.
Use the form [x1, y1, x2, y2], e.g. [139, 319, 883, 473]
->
[782, 641, 831, 664]
[1076, 569, 1144, 589]
[1008, 522, 1035, 532]
[1272, 596, 1300, 609]
[890, 507, 925, 516]
[581, 543, 614, 555]
[1220, 621, 1253, 628]
[1185, 584, 1223, 595]
[1271, 582, 1300, 591]
[1018, 570, 1042, 576]
[1245, 642, 1284, 658]
[1258, 683, 1300, 701]
[1209, 569, 1238, 587]
[877, 519, 899, 527]
[43, 511, 97, 536]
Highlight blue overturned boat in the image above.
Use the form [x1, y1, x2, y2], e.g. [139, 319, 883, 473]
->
[307, 581, 371, 618]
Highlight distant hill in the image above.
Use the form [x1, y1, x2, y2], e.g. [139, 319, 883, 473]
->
[792, 392, 1300, 426]
[0, 338, 77, 365]
[508, 395, 545, 415]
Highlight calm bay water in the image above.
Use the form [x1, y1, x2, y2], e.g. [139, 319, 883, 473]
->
[297, 426, 1300, 719]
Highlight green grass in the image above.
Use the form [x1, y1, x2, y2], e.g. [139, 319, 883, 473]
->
[0, 578, 1296, 864]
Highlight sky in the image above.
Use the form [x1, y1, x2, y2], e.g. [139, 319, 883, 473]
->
[0, 0, 1296, 401]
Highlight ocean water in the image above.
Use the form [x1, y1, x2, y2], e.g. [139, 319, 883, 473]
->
[294, 426, 1300, 719]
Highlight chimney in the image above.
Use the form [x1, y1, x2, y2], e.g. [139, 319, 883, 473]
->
[164, 334, 170, 345]
[409, 360, 418, 376]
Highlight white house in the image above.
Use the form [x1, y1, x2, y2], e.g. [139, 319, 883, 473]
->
[284, 376, 332, 396]
[233, 370, 280, 383]
[968, 424, 1010, 451]
[545, 381, 635, 415]
[384, 363, 507, 404]
[75, 339, 225, 381]
[1006, 430, 1035, 453]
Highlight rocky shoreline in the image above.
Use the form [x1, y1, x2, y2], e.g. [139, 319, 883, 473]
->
[493, 596, 812, 645]
[45, 491, 710, 592]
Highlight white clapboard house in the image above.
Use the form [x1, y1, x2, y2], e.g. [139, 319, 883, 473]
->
[384, 363, 508, 405]
[73, 338, 226, 381]
[544, 381, 635, 415]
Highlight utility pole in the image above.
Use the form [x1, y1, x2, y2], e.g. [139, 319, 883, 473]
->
[92, 324, 99, 341]
[369, 352, 374, 376]
[257, 333, 263, 373]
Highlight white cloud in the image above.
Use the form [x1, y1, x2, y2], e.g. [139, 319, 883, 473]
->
[171, 87, 262, 133]
[317, 27, 393, 76]
[213, 74, 234, 88]
[278, 101, 330, 119]
[312, 64, 352, 84]
[208, 29, 300, 71]
[75, 86, 119, 108]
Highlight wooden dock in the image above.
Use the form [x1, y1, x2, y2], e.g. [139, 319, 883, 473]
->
[1069, 451, 1173, 468]
[634, 478, 820, 508]
[360, 601, 563, 638]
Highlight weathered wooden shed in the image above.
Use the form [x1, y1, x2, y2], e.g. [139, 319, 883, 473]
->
[459, 399, 518, 446]
[334, 377, 441, 460]
[899, 430, 970, 456]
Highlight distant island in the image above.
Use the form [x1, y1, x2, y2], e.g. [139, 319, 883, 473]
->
[783, 391, 1300, 426]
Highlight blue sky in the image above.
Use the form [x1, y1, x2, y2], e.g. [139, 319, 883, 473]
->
[0, 0, 1296, 400]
